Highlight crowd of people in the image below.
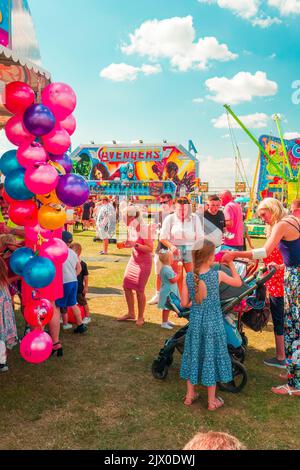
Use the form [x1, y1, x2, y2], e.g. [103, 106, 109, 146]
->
[1, 180, 300, 409]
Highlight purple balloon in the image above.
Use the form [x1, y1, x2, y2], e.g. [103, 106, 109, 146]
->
[50, 153, 73, 173]
[56, 173, 89, 207]
[23, 104, 56, 137]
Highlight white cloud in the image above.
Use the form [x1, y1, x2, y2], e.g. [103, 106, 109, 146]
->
[268, 0, 300, 15]
[140, 64, 162, 75]
[251, 15, 282, 27]
[200, 155, 256, 188]
[193, 97, 205, 103]
[284, 132, 300, 139]
[100, 62, 162, 82]
[198, 0, 260, 18]
[206, 71, 278, 104]
[121, 16, 237, 71]
[198, 0, 282, 28]
[212, 112, 269, 128]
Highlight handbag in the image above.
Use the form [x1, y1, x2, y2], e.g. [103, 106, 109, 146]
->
[242, 305, 270, 332]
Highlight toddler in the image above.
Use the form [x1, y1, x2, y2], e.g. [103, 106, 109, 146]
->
[70, 242, 91, 325]
[157, 250, 181, 330]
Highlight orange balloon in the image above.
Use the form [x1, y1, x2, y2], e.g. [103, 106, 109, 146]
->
[37, 190, 60, 206]
[38, 204, 66, 231]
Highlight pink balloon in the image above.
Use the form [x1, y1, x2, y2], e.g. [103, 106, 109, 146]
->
[42, 126, 71, 155]
[60, 114, 76, 136]
[17, 142, 49, 168]
[25, 223, 53, 244]
[39, 237, 68, 263]
[20, 330, 53, 364]
[42, 82, 76, 121]
[24, 164, 59, 195]
[5, 114, 34, 147]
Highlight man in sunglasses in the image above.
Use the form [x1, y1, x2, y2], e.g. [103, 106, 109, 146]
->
[148, 194, 174, 306]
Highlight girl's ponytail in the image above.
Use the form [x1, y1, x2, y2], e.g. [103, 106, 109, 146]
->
[193, 270, 207, 305]
[192, 239, 216, 304]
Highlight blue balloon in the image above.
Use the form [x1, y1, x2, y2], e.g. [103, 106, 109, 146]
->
[0, 150, 22, 176]
[23, 256, 56, 289]
[23, 104, 56, 137]
[10, 248, 35, 276]
[4, 168, 34, 201]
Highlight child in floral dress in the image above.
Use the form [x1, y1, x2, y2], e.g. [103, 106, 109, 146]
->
[0, 258, 18, 372]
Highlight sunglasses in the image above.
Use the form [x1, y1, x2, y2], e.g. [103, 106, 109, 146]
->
[160, 200, 170, 205]
[176, 199, 190, 205]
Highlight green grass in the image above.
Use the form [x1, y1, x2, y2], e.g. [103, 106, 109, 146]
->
[0, 231, 299, 450]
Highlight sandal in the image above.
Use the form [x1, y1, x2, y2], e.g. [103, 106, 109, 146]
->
[184, 393, 200, 406]
[271, 384, 300, 396]
[117, 315, 136, 322]
[208, 397, 224, 411]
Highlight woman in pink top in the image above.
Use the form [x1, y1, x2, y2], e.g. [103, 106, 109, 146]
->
[117, 206, 153, 327]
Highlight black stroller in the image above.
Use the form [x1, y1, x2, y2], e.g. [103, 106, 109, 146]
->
[151, 262, 276, 393]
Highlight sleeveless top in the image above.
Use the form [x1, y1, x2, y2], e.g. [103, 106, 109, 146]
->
[279, 217, 300, 267]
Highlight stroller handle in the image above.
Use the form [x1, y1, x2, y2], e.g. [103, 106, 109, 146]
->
[256, 266, 277, 286]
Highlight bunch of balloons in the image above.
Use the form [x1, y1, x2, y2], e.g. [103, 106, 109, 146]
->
[0, 81, 90, 364]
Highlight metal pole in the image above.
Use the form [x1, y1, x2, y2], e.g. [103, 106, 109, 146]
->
[273, 114, 294, 180]
[224, 105, 287, 180]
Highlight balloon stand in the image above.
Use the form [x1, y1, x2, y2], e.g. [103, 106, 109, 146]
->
[0, 80, 90, 364]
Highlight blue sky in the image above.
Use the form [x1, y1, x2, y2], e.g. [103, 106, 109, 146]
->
[26, 0, 300, 187]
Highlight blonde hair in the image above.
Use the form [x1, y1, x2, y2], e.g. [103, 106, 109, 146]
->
[257, 198, 288, 237]
[257, 198, 287, 224]
[192, 240, 216, 304]
[70, 242, 82, 255]
[159, 251, 170, 264]
[122, 205, 143, 225]
[183, 432, 246, 451]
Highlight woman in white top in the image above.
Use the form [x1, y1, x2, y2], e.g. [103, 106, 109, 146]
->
[160, 197, 203, 290]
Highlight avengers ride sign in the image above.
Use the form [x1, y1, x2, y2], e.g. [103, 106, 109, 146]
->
[71, 143, 197, 197]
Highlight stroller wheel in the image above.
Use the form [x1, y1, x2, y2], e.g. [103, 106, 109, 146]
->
[229, 346, 246, 364]
[241, 332, 248, 349]
[151, 359, 169, 380]
[218, 359, 248, 393]
[166, 356, 174, 367]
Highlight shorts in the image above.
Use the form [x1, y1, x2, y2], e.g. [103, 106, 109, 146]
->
[55, 282, 78, 308]
[77, 292, 88, 307]
[269, 296, 284, 336]
[173, 245, 192, 264]
[154, 253, 162, 276]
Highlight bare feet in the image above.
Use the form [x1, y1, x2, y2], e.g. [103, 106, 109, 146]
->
[208, 397, 224, 411]
[184, 393, 200, 406]
[117, 314, 136, 322]
[136, 319, 145, 327]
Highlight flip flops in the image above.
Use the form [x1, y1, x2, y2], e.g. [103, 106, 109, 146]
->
[208, 397, 224, 411]
[184, 393, 200, 406]
[117, 315, 136, 322]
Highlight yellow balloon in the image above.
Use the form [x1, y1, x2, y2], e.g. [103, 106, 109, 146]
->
[38, 204, 66, 231]
[37, 191, 60, 206]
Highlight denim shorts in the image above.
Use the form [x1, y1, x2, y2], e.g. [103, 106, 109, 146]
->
[55, 282, 78, 308]
[269, 296, 284, 336]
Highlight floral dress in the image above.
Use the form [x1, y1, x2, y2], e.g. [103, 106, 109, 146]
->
[180, 270, 232, 387]
[0, 285, 18, 363]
